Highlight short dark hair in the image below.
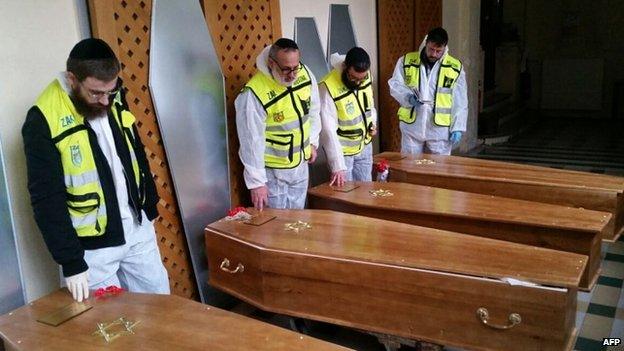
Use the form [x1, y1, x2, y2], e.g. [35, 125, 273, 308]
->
[344, 47, 370, 73]
[426, 27, 449, 46]
[66, 38, 120, 82]
[269, 38, 299, 59]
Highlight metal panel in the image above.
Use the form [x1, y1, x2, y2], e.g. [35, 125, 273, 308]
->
[150, 0, 230, 304]
[295, 17, 330, 80]
[294, 17, 331, 187]
[0, 137, 25, 314]
[327, 4, 357, 59]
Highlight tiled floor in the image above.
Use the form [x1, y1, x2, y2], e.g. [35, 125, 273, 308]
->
[574, 238, 624, 351]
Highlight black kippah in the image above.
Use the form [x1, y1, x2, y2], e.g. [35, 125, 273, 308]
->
[345, 47, 370, 70]
[69, 38, 116, 60]
[273, 38, 299, 50]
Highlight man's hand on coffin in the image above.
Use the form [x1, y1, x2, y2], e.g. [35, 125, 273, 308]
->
[308, 145, 317, 164]
[329, 170, 346, 187]
[251, 185, 269, 211]
[65, 271, 89, 302]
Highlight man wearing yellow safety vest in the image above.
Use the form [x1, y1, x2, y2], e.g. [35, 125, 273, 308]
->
[22, 39, 169, 302]
[236, 38, 320, 210]
[320, 47, 377, 184]
[389, 27, 467, 155]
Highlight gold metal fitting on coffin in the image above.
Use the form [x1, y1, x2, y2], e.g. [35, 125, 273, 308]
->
[476, 307, 521, 330]
[220, 258, 245, 274]
[369, 189, 394, 197]
[284, 220, 312, 233]
[414, 159, 436, 165]
[93, 317, 140, 342]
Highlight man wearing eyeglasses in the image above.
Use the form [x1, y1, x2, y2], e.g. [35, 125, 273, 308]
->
[389, 27, 467, 155]
[235, 38, 321, 210]
[22, 38, 170, 302]
[319, 47, 377, 184]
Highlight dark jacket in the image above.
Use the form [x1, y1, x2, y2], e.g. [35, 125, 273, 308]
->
[22, 87, 159, 277]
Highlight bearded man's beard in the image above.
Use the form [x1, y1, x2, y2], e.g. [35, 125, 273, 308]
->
[70, 87, 111, 119]
[270, 69, 295, 87]
[341, 70, 361, 91]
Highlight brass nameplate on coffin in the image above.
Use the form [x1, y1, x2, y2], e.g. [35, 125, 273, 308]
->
[244, 213, 277, 226]
[331, 184, 360, 193]
[384, 154, 406, 161]
[37, 302, 93, 326]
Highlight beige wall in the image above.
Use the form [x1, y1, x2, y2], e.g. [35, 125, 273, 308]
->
[280, 0, 378, 101]
[0, 1, 88, 302]
[443, 0, 482, 152]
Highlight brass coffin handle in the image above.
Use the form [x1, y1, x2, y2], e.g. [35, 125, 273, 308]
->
[220, 258, 244, 274]
[476, 307, 521, 330]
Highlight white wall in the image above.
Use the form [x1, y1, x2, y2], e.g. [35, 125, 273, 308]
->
[280, 0, 378, 102]
[0, 1, 88, 302]
[443, 0, 482, 152]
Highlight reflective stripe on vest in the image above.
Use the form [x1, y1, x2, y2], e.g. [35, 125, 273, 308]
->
[398, 52, 462, 127]
[245, 66, 313, 169]
[35, 79, 142, 237]
[321, 69, 374, 156]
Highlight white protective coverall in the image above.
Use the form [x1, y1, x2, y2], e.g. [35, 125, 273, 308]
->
[59, 73, 170, 294]
[235, 46, 321, 209]
[388, 36, 468, 155]
[319, 53, 377, 181]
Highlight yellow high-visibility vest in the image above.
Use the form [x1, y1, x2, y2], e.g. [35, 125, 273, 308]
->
[398, 52, 462, 126]
[35, 79, 142, 236]
[321, 68, 374, 156]
[245, 66, 313, 169]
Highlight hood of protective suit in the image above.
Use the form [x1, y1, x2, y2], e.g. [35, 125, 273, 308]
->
[329, 52, 346, 71]
[256, 45, 273, 77]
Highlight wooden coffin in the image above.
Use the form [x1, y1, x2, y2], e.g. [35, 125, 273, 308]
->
[0, 289, 349, 351]
[308, 181, 610, 291]
[205, 209, 587, 351]
[373, 151, 624, 242]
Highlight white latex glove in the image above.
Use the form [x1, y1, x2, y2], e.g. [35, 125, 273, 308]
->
[65, 271, 89, 302]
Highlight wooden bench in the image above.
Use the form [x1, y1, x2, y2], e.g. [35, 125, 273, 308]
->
[373, 152, 624, 242]
[308, 182, 610, 291]
[0, 289, 348, 351]
[205, 209, 586, 351]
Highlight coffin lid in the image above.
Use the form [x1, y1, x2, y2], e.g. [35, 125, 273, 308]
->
[206, 209, 587, 289]
[308, 182, 611, 233]
[0, 289, 349, 350]
[374, 152, 624, 192]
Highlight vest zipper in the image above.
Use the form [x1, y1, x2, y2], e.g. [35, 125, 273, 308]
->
[287, 87, 305, 160]
[352, 90, 369, 142]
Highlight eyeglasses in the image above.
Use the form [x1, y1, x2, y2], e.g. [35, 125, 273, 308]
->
[269, 56, 302, 75]
[80, 79, 121, 100]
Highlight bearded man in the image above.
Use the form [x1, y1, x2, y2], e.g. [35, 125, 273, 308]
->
[22, 38, 170, 302]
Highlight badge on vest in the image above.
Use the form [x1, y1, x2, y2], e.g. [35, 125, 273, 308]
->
[60, 115, 75, 128]
[273, 111, 285, 123]
[294, 76, 305, 85]
[345, 102, 355, 115]
[405, 74, 412, 85]
[70, 145, 82, 166]
[443, 76, 454, 88]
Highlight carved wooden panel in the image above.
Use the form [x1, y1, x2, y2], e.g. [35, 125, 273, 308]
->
[88, 0, 198, 300]
[377, 0, 416, 152]
[415, 0, 442, 43]
[202, 0, 282, 207]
